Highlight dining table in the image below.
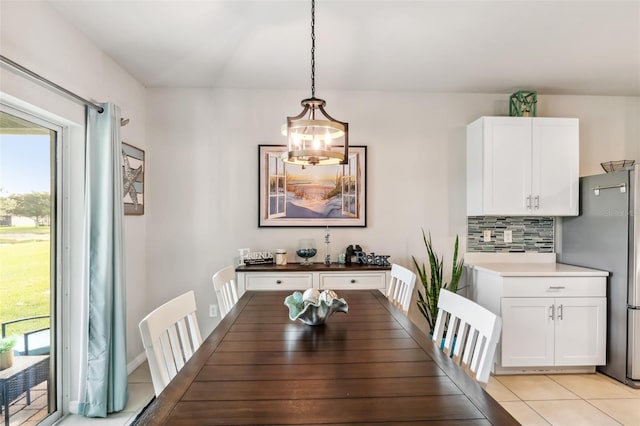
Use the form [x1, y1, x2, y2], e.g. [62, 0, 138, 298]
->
[135, 289, 518, 425]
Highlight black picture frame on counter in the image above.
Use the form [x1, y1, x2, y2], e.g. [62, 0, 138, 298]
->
[258, 144, 366, 227]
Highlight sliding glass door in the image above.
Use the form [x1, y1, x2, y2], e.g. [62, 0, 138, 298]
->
[0, 108, 61, 425]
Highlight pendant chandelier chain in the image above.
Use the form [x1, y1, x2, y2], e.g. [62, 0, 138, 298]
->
[310, 0, 316, 99]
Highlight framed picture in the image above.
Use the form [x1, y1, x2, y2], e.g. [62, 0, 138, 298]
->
[258, 145, 366, 227]
[122, 142, 144, 215]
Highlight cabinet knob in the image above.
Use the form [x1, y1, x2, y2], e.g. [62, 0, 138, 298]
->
[350, 279, 356, 284]
[276, 280, 282, 284]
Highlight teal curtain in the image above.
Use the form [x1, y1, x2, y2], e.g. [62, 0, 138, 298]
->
[78, 103, 129, 417]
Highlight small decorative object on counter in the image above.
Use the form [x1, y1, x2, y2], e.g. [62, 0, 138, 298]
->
[284, 288, 348, 326]
[237, 248, 251, 266]
[509, 90, 537, 117]
[355, 251, 391, 266]
[296, 238, 318, 265]
[324, 226, 331, 265]
[344, 244, 362, 265]
[243, 251, 274, 265]
[275, 249, 287, 265]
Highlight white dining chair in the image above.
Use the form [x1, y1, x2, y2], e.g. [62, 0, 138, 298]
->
[139, 290, 203, 396]
[212, 265, 239, 317]
[432, 288, 502, 384]
[386, 263, 417, 313]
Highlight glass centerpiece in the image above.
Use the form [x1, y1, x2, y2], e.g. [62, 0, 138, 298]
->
[296, 238, 317, 265]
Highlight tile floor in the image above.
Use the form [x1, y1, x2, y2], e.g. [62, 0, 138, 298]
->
[486, 373, 640, 425]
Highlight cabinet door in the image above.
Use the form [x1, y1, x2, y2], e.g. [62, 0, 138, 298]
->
[554, 297, 606, 366]
[501, 297, 555, 366]
[531, 118, 579, 216]
[481, 117, 532, 215]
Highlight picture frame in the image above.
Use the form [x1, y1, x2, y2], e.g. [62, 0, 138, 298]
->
[258, 145, 366, 227]
[122, 142, 144, 215]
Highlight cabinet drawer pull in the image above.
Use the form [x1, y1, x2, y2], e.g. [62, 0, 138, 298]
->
[549, 305, 555, 320]
[276, 280, 282, 284]
[549, 286, 566, 290]
[534, 195, 540, 209]
[526, 195, 532, 209]
[558, 304, 564, 320]
[350, 279, 356, 284]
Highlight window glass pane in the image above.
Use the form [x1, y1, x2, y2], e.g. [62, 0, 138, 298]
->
[0, 110, 57, 424]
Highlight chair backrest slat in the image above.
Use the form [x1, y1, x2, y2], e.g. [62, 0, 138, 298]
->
[431, 288, 502, 384]
[212, 265, 240, 317]
[386, 264, 417, 313]
[139, 291, 202, 396]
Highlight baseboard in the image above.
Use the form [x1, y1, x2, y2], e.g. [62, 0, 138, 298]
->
[127, 352, 147, 375]
[494, 365, 596, 375]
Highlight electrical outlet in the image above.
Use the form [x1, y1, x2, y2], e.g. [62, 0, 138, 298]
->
[209, 304, 218, 317]
[483, 230, 492, 242]
[504, 230, 513, 243]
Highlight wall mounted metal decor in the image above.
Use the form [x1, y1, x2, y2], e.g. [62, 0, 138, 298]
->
[122, 142, 144, 215]
[258, 145, 366, 227]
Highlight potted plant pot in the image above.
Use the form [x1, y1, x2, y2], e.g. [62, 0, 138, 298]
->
[0, 336, 17, 370]
[0, 350, 14, 370]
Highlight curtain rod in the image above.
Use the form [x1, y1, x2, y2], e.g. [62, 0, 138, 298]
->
[0, 54, 105, 114]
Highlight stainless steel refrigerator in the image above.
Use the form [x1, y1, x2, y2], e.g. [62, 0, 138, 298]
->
[561, 166, 640, 388]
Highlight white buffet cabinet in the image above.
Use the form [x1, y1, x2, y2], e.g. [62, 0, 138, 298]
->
[467, 261, 608, 374]
[235, 263, 391, 297]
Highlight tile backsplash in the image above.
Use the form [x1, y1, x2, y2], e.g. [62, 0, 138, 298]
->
[467, 216, 554, 253]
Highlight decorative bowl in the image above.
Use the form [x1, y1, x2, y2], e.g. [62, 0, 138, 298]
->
[601, 160, 635, 173]
[284, 290, 348, 326]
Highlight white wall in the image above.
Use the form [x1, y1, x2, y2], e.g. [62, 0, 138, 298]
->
[147, 88, 640, 334]
[0, 0, 148, 407]
[2, 0, 639, 392]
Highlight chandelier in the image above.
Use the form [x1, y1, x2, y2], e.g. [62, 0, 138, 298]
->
[282, 0, 349, 166]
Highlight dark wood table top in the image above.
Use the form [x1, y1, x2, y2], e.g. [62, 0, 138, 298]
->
[136, 290, 517, 425]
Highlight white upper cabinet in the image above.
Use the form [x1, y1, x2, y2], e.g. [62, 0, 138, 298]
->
[467, 116, 579, 216]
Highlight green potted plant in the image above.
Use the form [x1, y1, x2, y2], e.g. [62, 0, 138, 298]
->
[0, 335, 17, 370]
[412, 229, 464, 337]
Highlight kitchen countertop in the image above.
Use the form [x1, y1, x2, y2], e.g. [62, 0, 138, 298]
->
[467, 262, 609, 277]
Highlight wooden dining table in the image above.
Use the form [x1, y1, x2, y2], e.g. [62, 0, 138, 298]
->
[136, 290, 518, 425]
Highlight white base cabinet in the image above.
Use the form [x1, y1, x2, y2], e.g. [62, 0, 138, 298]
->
[468, 266, 607, 373]
[501, 296, 606, 367]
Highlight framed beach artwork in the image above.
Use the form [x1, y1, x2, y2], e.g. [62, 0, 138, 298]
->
[258, 145, 366, 227]
[122, 142, 144, 215]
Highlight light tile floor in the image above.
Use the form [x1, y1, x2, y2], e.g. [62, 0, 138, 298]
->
[54, 362, 154, 426]
[486, 373, 640, 425]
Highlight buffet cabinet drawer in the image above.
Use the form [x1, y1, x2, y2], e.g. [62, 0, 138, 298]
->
[319, 272, 386, 290]
[245, 273, 313, 291]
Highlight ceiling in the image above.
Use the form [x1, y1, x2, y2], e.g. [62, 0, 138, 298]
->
[46, 0, 640, 96]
